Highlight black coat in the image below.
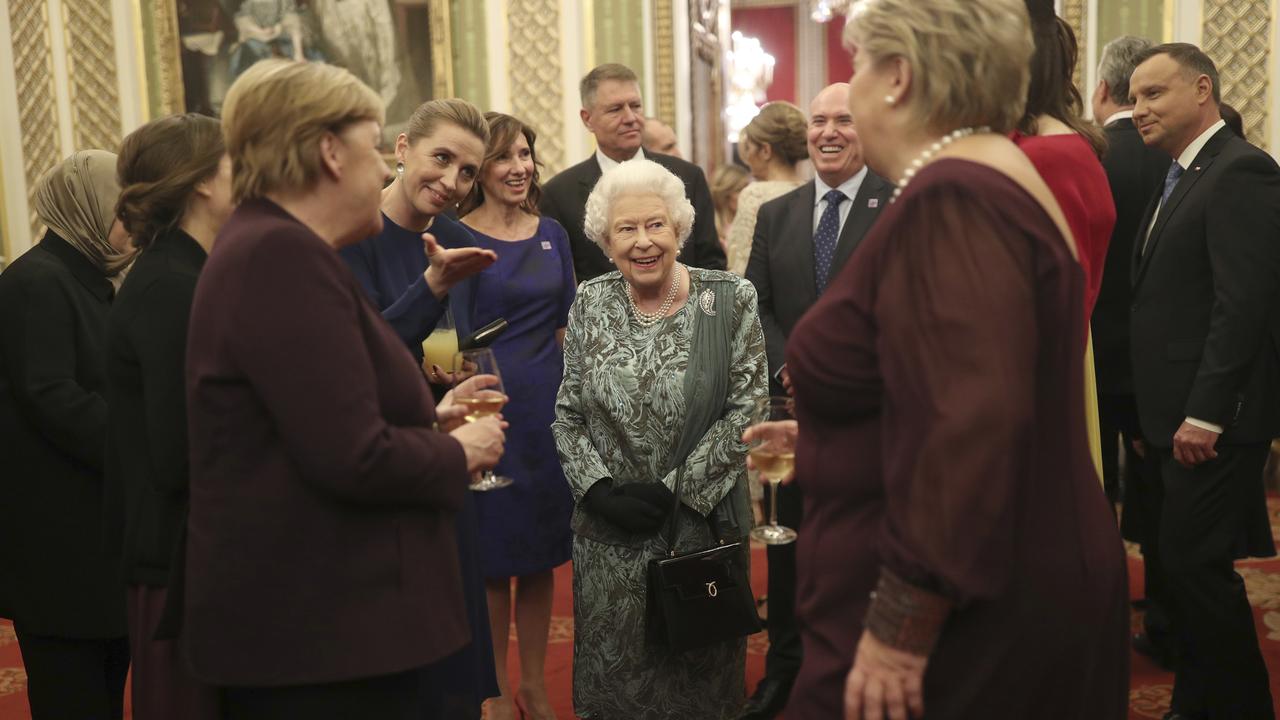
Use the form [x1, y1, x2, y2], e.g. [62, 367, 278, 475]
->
[539, 151, 726, 283]
[1130, 126, 1280, 447]
[0, 231, 126, 638]
[1092, 117, 1170, 395]
[744, 172, 891, 392]
[104, 228, 206, 588]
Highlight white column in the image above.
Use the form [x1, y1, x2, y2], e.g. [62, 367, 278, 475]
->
[1171, 0, 1202, 44]
[1085, 0, 1099, 108]
[796, 9, 825, 105]
[0, 2, 32, 259]
[560, 0, 589, 162]
[487, 0, 510, 113]
[672, 0, 692, 159]
[113, 0, 144, 133]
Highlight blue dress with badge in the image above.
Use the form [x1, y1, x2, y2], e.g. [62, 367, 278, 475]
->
[462, 216, 576, 578]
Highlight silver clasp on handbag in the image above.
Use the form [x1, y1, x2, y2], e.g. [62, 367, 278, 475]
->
[706, 581, 718, 597]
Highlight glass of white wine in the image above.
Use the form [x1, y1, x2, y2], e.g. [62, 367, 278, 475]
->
[452, 348, 514, 492]
[748, 396, 797, 545]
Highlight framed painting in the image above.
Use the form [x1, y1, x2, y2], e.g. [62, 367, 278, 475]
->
[140, 0, 454, 142]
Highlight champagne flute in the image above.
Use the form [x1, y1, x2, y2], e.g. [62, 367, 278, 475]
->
[452, 348, 514, 491]
[748, 396, 797, 545]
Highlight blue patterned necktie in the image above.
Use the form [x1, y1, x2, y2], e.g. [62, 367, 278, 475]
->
[1160, 161, 1184, 207]
[814, 189, 847, 292]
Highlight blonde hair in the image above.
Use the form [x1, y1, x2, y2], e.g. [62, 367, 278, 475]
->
[845, 0, 1033, 135]
[221, 59, 384, 203]
[742, 102, 808, 165]
[404, 98, 489, 147]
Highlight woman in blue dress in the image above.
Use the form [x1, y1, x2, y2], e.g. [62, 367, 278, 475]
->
[338, 98, 500, 720]
[457, 113, 575, 720]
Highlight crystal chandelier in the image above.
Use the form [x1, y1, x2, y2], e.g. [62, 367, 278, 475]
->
[809, 0, 854, 22]
[724, 31, 776, 142]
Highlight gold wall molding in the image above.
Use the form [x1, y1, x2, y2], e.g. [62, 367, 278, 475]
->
[1203, 0, 1270, 147]
[140, 0, 183, 118]
[1063, 0, 1086, 93]
[433, 0, 457, 99]
[509, 0, 565, 174]
[653, 0, 676, 127]
[9, 0, 60, 242]
[64, 0, 122, 152]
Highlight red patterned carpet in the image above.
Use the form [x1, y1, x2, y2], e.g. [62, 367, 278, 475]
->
[7, 507, 1280, 719]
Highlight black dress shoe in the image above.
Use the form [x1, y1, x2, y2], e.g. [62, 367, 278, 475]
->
[1162, 712, 1207, 720]
[737, 676, 794, 720]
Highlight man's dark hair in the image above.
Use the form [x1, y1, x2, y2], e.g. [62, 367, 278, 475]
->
[1220, 102, 1245, 141]
[1133, 42, 1221, 104]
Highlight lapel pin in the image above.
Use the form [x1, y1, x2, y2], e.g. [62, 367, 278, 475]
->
[868, 198, 879, 208]
[1194, 166, 1201, 172]
[541, 240, 552, 250]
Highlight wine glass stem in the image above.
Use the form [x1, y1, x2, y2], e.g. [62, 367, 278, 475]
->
[769, 479, 781, 528]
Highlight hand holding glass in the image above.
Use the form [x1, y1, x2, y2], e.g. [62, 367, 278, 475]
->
[747, 397, 797, 545]
[452, 348, 513, 491]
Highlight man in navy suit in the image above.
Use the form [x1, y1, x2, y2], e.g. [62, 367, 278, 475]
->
[739, 82, 891, 720]
[1129, 42, 1280, 719]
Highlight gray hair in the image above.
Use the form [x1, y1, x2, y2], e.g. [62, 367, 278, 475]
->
[583, 159, 694, 253]
[1098, 35, 1153, 106]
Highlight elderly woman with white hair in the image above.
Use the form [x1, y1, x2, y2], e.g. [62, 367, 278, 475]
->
[552, 158, 767, 719]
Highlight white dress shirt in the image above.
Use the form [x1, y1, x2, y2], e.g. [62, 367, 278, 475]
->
[1103, 109, 1134, 126]
[596, 146, 645, 174]
[1140, 119, 1229, 435]
[812, 166, 869, 234]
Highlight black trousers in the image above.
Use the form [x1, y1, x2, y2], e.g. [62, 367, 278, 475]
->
[1097, 392, 1142, 505]
[1160, 443, 1273, 718]
[13, 629, 129, 720]
[222, 665, 441, 720]
[762, 481, 803, 684]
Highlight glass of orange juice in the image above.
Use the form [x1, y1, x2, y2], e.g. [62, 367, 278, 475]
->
[421, 309, 459, 377]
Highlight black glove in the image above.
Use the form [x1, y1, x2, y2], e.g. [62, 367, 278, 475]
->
[617, 481, 675, 511]
[583, 479, 665, 534]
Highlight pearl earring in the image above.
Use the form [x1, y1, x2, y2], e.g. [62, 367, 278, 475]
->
[396, 162, 405, 174]
[884, 95, 896, 105]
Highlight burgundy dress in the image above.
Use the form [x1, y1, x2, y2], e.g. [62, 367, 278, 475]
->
[784, 160, 1128, 719]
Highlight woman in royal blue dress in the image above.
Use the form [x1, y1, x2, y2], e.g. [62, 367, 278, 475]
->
[338, 98, 500, 719]
[457, 112, 575, 720]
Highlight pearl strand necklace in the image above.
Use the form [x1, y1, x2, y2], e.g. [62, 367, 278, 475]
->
[891, 126, 991, 202]
[627, 264, 683, 327]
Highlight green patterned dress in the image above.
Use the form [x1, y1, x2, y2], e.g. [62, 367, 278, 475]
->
[552, 267, 768, 720]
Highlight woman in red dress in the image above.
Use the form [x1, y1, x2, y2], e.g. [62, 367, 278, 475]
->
[762, 0, 1130, 717]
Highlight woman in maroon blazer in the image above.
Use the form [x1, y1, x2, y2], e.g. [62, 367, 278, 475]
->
[183, 59, 506, 719]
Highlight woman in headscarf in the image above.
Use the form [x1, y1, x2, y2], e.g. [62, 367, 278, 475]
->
[0, 150, 135, 719]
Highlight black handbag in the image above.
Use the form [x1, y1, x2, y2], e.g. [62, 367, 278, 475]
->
[645, 468, 762, 654]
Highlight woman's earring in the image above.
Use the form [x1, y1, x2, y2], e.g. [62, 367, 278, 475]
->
[884, 95, 896, 106]
[396, 162, 405, 175]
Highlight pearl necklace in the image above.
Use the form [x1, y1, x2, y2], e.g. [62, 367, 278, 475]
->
[627, 264, 683, 327]
[891, 126, 991, 202]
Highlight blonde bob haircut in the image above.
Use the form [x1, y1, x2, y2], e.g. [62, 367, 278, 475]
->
[221, 59, 384, 203]
[844, 0, 1033, 135]
[583, 159, 694, 253]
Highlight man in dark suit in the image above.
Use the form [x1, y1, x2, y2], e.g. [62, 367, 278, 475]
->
[540, 63, 725, 282]
[1129, 43, 1280, 719]
[1090, 35, 1177, 667]
[739, 82, 891, 720]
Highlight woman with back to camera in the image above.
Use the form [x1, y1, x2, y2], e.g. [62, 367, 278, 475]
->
[183, 59, 506, 719]
[105, 112, 231, 720]
[725, 101, 808, 275]
[457, 112, 575, 720]
[753, 0, 1129, 717]
[337, 97, 503, 717]
[0, 150, 134, 719]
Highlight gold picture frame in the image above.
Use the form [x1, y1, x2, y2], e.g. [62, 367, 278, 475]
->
[138, 0, 454, 122]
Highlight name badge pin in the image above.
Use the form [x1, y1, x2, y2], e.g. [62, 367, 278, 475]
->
[541, 240, 552, 250]
[868, 198, 879, 208]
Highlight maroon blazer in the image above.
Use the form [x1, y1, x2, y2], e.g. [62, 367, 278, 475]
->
[184, 198, 470, 686]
